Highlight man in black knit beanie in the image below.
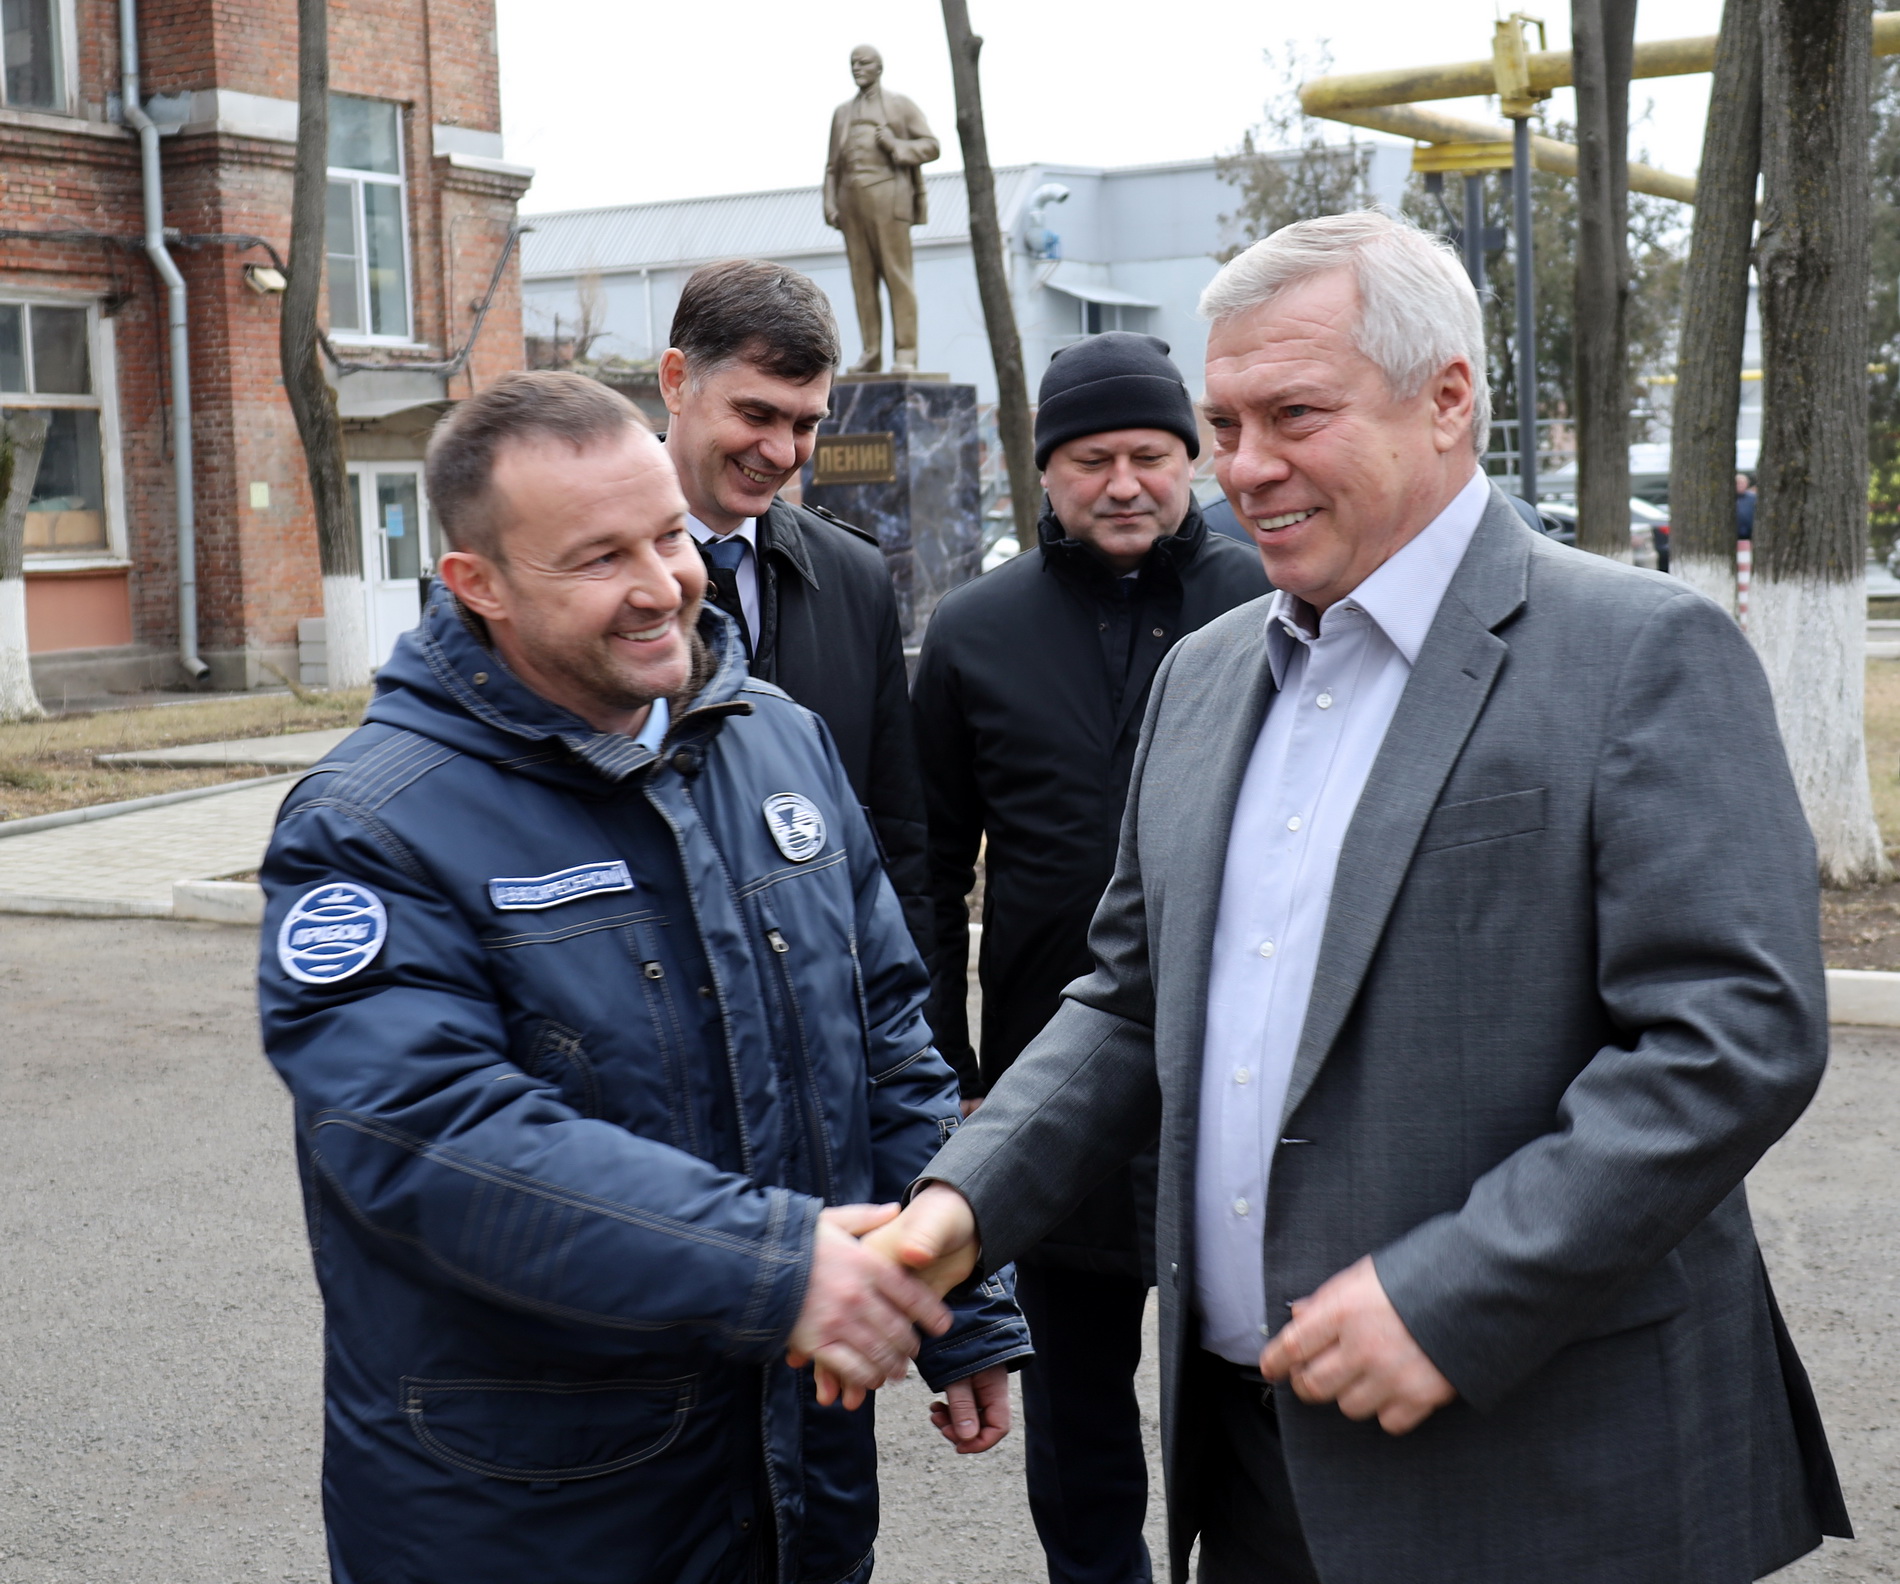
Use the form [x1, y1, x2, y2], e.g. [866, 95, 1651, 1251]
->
[912, 333, 1268, 1584]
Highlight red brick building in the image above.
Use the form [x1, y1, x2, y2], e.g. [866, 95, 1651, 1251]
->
[1, 0, 529, 699]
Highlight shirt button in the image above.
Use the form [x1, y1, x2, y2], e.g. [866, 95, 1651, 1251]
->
[1233, 1198, 1249, 1217]
[1152, 626, 1165, 638]
[1260, 1323, 1273, 1337]
[1316, 692, 1333, 709]
[1287, 815, 1303, 832]
[1235, 1066, 1250, 1084]
[1257, 940, 1275, 958]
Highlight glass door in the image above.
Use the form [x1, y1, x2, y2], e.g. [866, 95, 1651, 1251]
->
[349, 462, 433, 667]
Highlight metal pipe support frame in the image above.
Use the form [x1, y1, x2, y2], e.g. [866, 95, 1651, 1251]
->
[1299, 11, 1900, 207]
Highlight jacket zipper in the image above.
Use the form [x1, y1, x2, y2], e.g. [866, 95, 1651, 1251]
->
[763, 925, 838, 1205]
[641, 785, 758, 1182]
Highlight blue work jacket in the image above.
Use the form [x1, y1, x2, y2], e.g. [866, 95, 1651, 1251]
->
[258, 588, 1029, 1584]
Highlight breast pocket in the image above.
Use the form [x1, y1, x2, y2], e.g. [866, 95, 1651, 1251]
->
[1417, 787, 1547, 854]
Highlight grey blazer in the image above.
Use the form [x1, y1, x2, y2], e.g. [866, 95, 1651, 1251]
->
[925, 489, 1850, 1583]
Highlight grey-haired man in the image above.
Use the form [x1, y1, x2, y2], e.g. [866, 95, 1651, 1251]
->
[875, 211, 1847, 1582]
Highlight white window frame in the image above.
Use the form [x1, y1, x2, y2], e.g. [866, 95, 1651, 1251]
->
[325, 97, 417, 347]
[0, 292, 129, 569]
[0, 0, 79, 116]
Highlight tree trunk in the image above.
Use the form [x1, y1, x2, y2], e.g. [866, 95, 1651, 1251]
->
[1755, 0, 1886, 885]
[1572, 0, 1638, 560]
[0, 413, 49, 722]
[940, 0, 1040, 554]
[282, 0, 370, 687]
[1669, 0, 1763, 613]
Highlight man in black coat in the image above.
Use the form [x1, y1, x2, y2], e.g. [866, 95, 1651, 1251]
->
[1201, 493, 1253, 544]
[913, 333, 1268, 1584]
[658, 259, 931, 957]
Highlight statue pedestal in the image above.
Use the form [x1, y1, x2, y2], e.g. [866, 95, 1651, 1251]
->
[801, 375, 981, 644]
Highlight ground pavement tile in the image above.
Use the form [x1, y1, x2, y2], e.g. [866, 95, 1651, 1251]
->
[0, 779, 293, 913]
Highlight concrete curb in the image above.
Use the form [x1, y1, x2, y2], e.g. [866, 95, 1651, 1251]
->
[171, 880, 265, 926]
[0, 892, 171, 918]
[0, 773, 299, 840]
[1825, 969, 1900, 1027]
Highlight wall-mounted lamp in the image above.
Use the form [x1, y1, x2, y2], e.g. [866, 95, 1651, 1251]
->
[1024, 183, 1070, 261]
[243, 263, 288, 295]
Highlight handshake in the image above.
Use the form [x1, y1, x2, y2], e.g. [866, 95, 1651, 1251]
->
[784, 1184, 1008, 1452]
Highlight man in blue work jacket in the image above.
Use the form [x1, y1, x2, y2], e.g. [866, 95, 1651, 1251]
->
[258, 370, 1029, 1584]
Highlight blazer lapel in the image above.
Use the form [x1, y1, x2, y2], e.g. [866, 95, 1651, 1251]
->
[1279, 493, 1533, 1126]
[1157, 614, 1278, 1081]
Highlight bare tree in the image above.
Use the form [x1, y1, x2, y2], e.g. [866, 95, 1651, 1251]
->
[1753, 0, 1886, 885]
[940, 0, 1039, 554]
[282, 0, 370, 688]
[1572, 0, 1638, 560]
[1217, 43, 1373, 257]
[570, 272, 608, 366]
[0, 413, 49, 722]
[1668, 0, 1762, 612]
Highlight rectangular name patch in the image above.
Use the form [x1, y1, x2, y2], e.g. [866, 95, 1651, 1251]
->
[487, 861, 634, 911]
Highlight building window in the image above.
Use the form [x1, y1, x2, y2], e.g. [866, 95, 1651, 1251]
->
[1081, 300, 1151, 336]
[325, 96, 411, 341]
[0, 300, 113, 557]
[0, 0, 68, 111]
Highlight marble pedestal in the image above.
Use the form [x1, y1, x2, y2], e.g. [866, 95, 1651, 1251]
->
[801, 375, 981, 643]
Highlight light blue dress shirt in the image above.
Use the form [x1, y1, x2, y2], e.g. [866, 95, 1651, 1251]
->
[633, 694, 670, 752]
[1194, 469, 1490, 1365]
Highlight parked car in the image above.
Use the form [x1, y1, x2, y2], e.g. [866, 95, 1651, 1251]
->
[1534, 498, 1669, 570]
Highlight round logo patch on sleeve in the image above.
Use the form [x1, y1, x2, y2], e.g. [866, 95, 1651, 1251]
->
[277, 882, 389, 985]
[762, 792, 827, 862]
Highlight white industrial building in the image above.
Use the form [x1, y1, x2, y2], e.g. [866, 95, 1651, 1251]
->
[518, 150, 1411, 405]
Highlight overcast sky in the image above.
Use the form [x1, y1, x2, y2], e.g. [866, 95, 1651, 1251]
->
[495, 0, 1726, 218]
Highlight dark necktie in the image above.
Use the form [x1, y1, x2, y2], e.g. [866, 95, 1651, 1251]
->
[701, 535, 753, 661]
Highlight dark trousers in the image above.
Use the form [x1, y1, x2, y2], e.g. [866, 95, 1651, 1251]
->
[1016, 1263, 1154, 1584]
[1191, 1351, 1321, 1584]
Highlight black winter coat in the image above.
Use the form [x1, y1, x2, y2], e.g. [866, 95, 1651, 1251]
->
[912, 500, 1268, 1274]
[734, 497, 934, 963]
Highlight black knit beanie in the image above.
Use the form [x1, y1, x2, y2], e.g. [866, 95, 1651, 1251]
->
[1034, 332, 1201, 469]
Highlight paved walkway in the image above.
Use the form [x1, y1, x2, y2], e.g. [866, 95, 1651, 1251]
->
[0, 778, 293, 915]
[98, 726, 354, 770]
[0, 915, 1891, 1582]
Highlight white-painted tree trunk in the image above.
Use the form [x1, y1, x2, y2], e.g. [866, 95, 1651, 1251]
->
[1748, 572, 1891, 886]
[322, 573, 373, 689]
[0, 576, 44, 722]
[1671, 553, 1738, 619]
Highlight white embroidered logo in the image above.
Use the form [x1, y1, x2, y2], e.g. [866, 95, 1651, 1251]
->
[278, 882, 388, 985]
[762, 793, 826, 862]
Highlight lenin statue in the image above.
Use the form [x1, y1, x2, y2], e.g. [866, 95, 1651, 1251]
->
[824, 46, 940, 374]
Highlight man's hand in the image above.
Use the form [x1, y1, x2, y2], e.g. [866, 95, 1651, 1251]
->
[789, 1204, 951, 1407]
[928, 1365, 1011, 1454]
[823, 206, 841, 230]
[1259, 1256, 1457, 1436]
[959, 1095, 984, 1119]
[860, 1182, 981, 1298]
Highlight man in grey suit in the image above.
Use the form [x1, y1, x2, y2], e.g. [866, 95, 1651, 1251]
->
[865, 212, 1849, 1581]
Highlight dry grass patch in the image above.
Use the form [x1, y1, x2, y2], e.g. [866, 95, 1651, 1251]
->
[0, 690, 370, 822]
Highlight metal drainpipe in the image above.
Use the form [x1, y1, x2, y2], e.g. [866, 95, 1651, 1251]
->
[119, 0, 208, 679]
